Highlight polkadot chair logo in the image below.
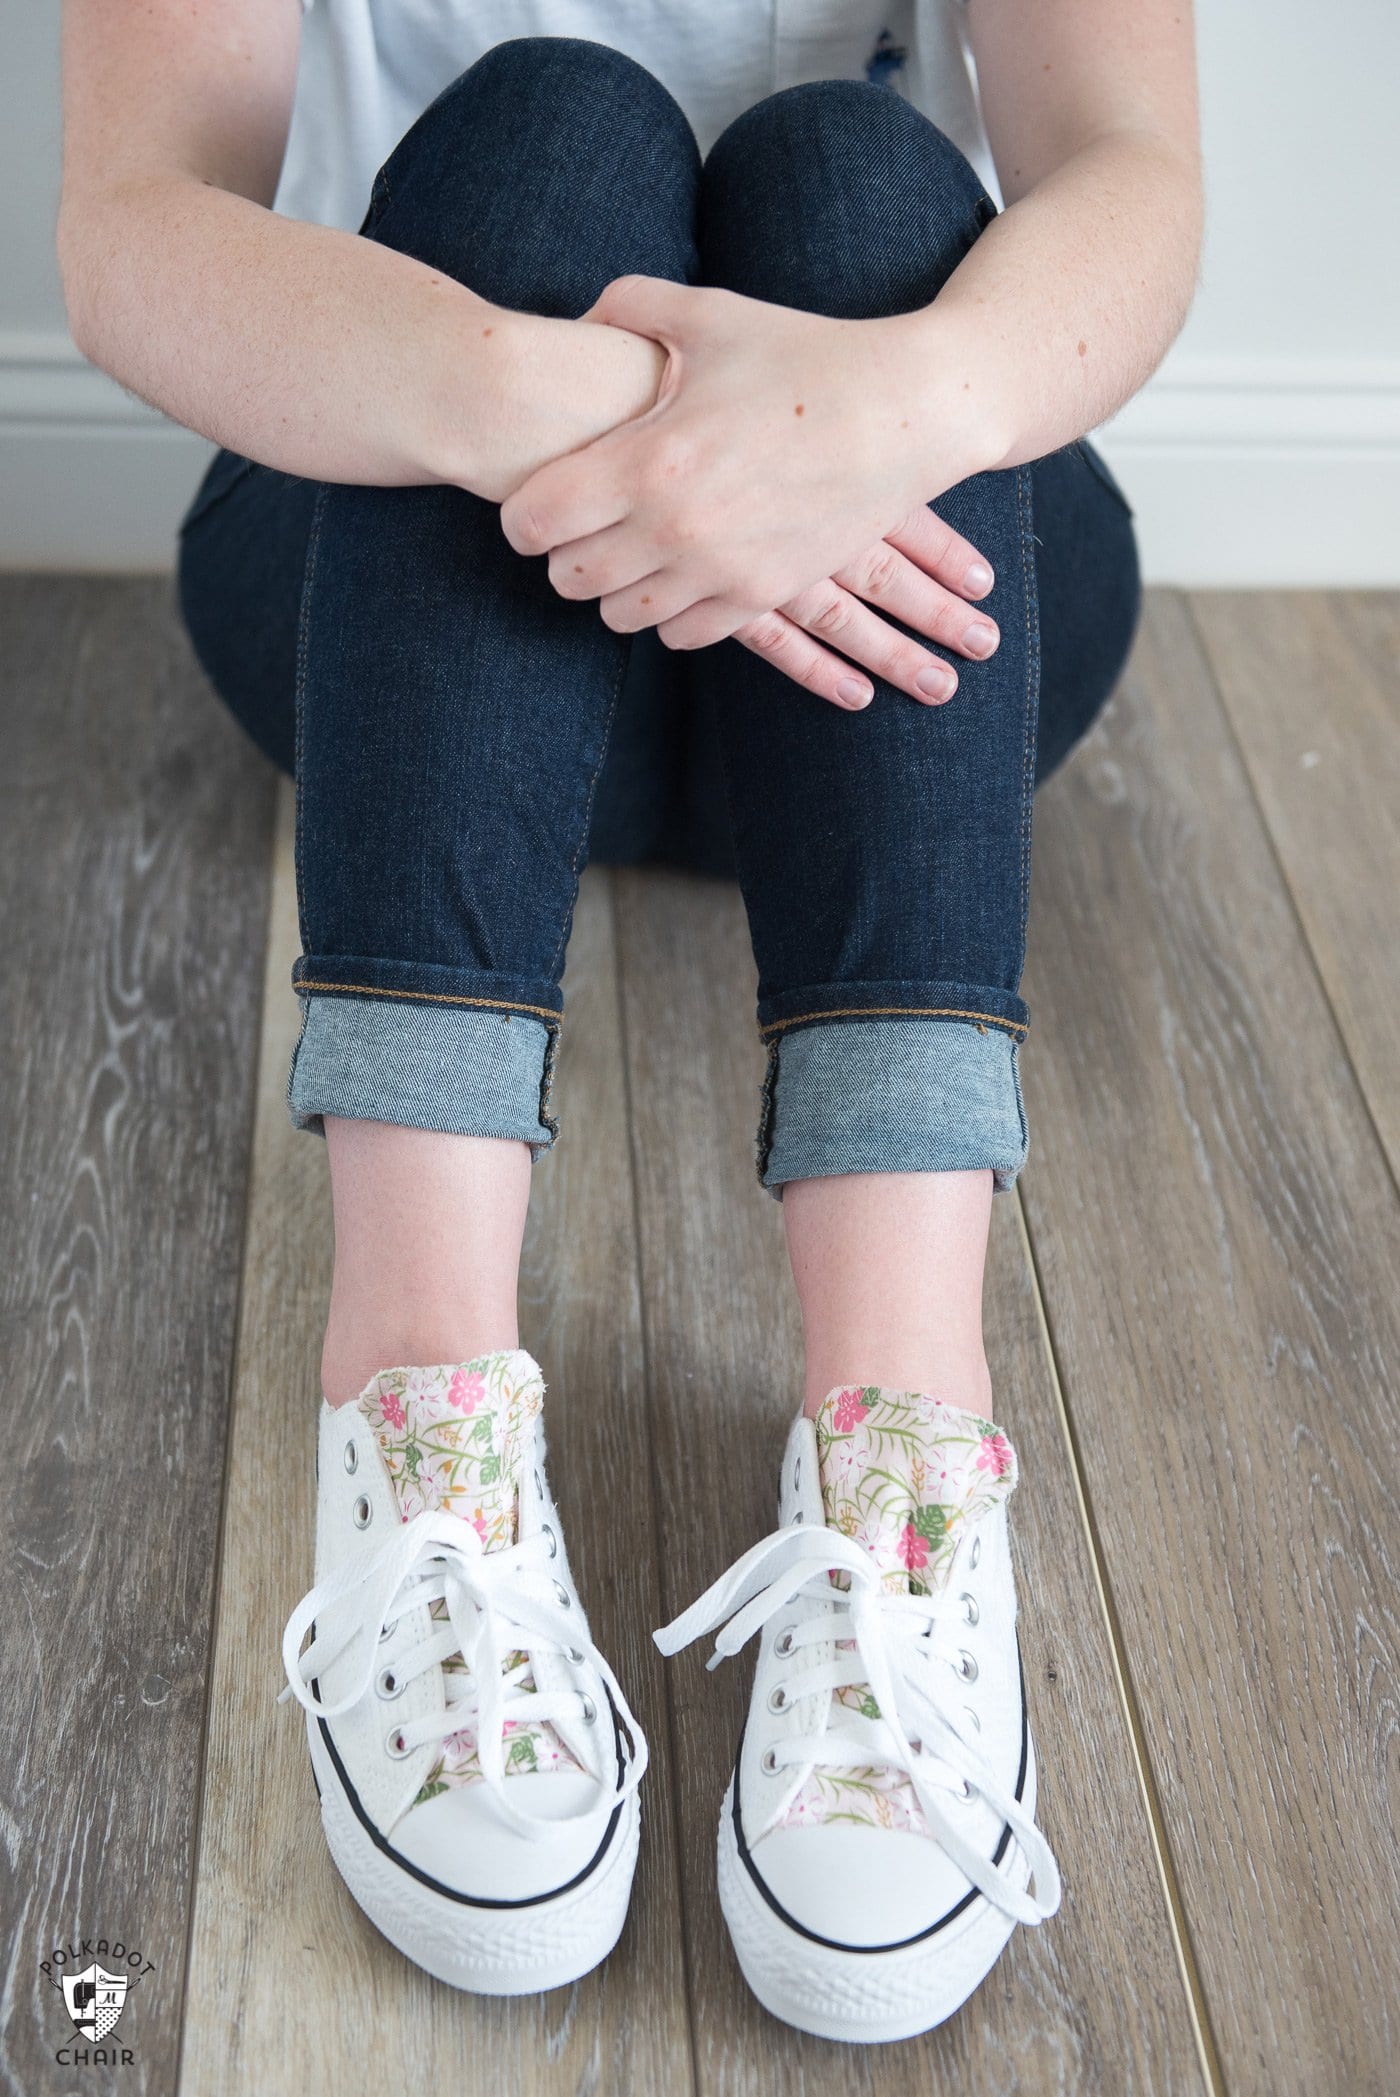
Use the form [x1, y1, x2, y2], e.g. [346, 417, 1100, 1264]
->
[41, 1938, 154, 2067]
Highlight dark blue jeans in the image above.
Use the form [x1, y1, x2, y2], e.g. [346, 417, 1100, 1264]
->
[177, 37, 1140, 1193]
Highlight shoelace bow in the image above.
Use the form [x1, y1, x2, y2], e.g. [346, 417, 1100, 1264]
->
[280, 1507, 648, 1838]
[655, 1523, 1061, 1925]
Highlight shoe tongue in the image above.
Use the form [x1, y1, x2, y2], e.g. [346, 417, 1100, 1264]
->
[814, 1384, 1018, 1597]
[357, 1348, 544, 1545]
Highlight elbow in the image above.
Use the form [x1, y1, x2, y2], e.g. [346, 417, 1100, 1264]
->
[55, 204, 101, 364]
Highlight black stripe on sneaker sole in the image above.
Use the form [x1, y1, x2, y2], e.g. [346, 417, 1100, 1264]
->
[311, 1691, 628, 1911]
[731, 1634, 1031, 1954]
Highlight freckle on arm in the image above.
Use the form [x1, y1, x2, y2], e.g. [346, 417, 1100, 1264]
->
[1077, 340, 1087, 357]
[794, 403, 805, 417]
[482, 326, 493, 337]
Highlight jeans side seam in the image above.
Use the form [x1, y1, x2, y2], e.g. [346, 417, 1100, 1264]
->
[293, 482, 329, 962]
[544, 634, 632, 979]
[1015, 461, 1040, 979]
[293, 979, 562, 1022]
[759, 1005, 1028, 1041]
[755, 1034, 781, 1184]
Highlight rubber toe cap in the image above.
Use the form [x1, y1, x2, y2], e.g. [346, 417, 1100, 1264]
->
[748, 1823, 988, 1947]
[390, 1772, 619, 1903]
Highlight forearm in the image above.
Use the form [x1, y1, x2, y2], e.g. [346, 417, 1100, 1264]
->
[891, 131, 1202, 477]
[58, 176, 666, 500]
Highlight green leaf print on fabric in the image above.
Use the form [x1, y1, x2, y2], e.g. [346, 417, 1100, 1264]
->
[357, 1351, 583, 1803]
[778, 1383, 1019, 1837]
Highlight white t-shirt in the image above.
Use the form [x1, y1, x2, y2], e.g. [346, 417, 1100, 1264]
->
[273, 0, 995, 233]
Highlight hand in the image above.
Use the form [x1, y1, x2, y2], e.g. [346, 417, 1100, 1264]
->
[498, 276, 1001, 707]
[730, 506, 999, 711]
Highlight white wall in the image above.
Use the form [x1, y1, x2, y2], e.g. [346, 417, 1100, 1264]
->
[2, 2, 1397, 580]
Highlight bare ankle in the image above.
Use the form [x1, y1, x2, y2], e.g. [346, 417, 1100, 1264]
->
[321, 1313, 520, 1409]
[802, 1349, 994, 1420]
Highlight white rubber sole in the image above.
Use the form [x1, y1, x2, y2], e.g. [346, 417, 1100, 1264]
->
[716, 1736, 1038, 2044]
[309, 1717, 640, 1994]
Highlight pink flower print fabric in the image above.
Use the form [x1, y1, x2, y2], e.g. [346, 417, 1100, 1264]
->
[357, 1351, 581, 1804]
[777, 1385, 1020, 1836]
[817, 1385, 1018, 1600]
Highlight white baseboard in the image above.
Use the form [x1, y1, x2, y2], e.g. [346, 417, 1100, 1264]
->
[0, 333, 212, 571]
[2, 333, 1398, 584]
[1096, 354, 1400, 586]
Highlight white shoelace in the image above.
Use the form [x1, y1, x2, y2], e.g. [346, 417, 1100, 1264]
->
[655, 1524, 1061, 1925]
[281, 1508, 648, 1838]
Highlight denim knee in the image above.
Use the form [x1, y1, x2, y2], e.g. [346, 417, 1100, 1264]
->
[444, 35, 700, 152]
[361, 37, 700, 314]
[700, 80, 995, 314]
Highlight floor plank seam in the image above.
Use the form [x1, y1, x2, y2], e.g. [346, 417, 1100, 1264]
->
[1181, 590, 1400, 1208]
[608, 869, 704, 2097]
[1012, 1189, 1228, 2097]
[172, 775, 282, 2097]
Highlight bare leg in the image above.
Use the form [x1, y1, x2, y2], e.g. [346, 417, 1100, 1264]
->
[319, 1118, 532, 1409]
[784, 1169, 996, 1419]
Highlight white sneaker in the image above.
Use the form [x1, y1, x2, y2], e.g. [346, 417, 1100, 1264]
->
[656, 1383, 1061, 2043]
[281, 1348, 647, 1994]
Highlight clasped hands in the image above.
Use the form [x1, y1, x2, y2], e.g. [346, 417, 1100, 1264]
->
[499, 276, 1001, 712]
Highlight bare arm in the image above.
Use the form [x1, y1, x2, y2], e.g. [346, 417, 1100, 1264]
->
[906, 0, 1204, 469]
[56, 0, 665, 500]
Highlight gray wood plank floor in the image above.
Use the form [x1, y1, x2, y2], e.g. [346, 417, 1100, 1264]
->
[0, 579, 275, 2097]
[2, 582, 1395, 2097]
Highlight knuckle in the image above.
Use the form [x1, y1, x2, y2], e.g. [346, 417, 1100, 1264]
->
[807, 588, 851, 639]
[511, 503, 550, 555]
[745, 614, 789, 655]
[859, 547, 901, 597]
[645, 435, 694, 489]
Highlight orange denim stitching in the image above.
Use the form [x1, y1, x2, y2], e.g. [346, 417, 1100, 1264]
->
[758, 1005, 1027, 1042]
[295, 979, 561, 1024]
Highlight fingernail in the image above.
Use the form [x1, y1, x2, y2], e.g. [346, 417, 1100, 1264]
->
[964, 622, 999, 658]
[916, 666, 957, 700]
[837, 677, 873, 708]
[965, 561, 994, 596]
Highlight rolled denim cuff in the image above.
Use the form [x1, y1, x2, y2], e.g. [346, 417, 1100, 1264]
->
[757, 1017, 1029, 1195]
[286, 992, 558, 1154]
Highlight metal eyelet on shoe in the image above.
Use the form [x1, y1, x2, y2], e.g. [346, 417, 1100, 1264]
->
[543, 1523, 558, 1559]
[969, 1535, 981, 1570]
[352, 1495, 372, 1529]
[960, 1590, 980, 1626]
[793, 1458, 801, 1491]
[343, 1442, 358, 1475]
[534, 1469, 544, 1498]
[791, 1510, 804, 1526]
[580, 1695, 597, 1725]
[965, 1705, 982, 1733]
[375, 1667, 404, 1701]
[567, 1645, 585, 1666]
[958, 1778, 977, 1801]
[379, 1619, 397, 1644]
[386, 1727, 412, 1759]
[767, 1685, 788, 1714]
[761, 1747, 779, 1775]
[957, 1649, 979, 1682]
[553, 1580, 571, 1608]
[775, 1628, 795, 1657]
